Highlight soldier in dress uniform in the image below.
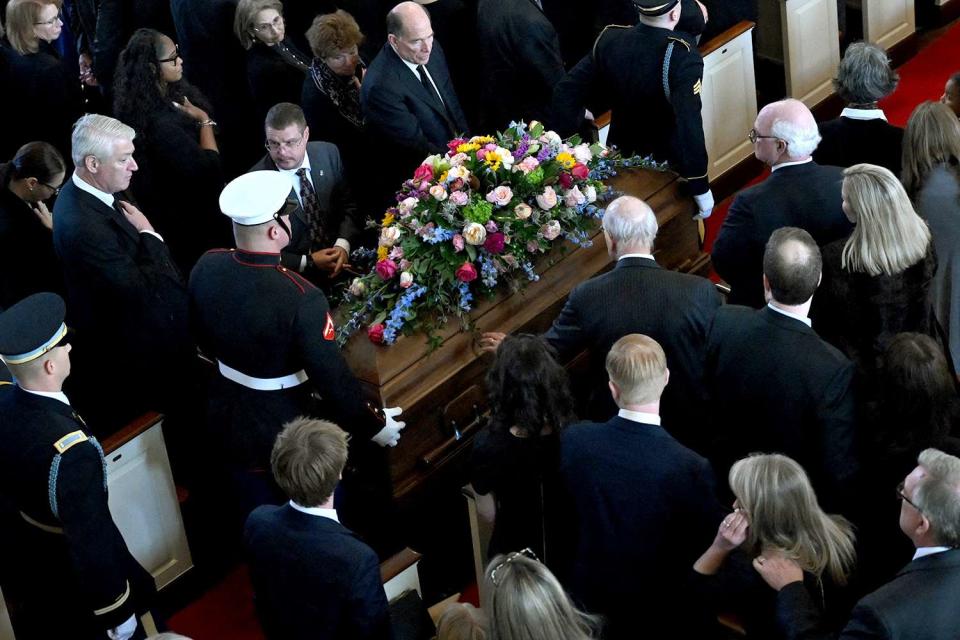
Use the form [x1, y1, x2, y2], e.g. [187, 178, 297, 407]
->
[0, 293, 155, 640]
[551, 0, 715, 219]
[188, 171, 405, 542]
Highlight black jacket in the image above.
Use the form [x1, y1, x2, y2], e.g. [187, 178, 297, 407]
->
[813, 115, 904, 177]
[245, 39, 309, 126]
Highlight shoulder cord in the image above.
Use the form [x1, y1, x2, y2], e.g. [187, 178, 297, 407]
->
[662, 41, 676, 102]
[48, 437, 108, 520]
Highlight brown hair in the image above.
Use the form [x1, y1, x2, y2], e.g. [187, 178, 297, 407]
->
[10, 141, 65, 182]
[902, 101, 960, 197]
[270, 418, 349, 507]
[763, 227, 822, 305]
[264, 101, 306, 132]
[5, 0, 61, 54]
[233, 0, 283, 50]
[306, 10, 364, 60]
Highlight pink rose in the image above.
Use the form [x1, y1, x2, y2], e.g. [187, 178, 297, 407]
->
[541, 220, 562, 240]
[447, 138, 468, 154]
[485, 220, 499, 233]
[450, 191, 469, 206]
[456, 261, 478, 283]
[564, 185, 586, 207]
[375, 259, 398, 280]
[485, 185, 514, 207]
[571, 163, 590, 180]
[367, 323, 385, 344]
[536, 186, 558, 209]
[399, 258, 412, 271]
[483, 232, 506, 254]
[452, 233, 465, 252]
[388, 246, 404, 260]
[399, 271, 414, 288]
[515, 156, 540, 174]
[526, 240, 541, 253]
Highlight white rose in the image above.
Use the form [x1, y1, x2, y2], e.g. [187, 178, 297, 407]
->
[462, 222, 487, 246]
[399, 271, 414, 288]
[584, 184, 598, 203]
[449, 152, 469, 167]
[540, 130, 562, 146]
[564, 185, 586, 208]
[447, 166, 470, 181]
[573, 143, 593, 164]
[514, 203, 533, 220]
[485, 185, 514, 207]
[348, 278, 366, 296]
[536, 186, 558, 210]
[430, 184, 448, 201]
[398, 197, 419, 216]
[380, 225, 402, 247]
[541, 220, 562, 241]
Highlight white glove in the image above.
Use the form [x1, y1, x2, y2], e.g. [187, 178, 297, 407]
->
[371, 406, 405, 447]
[107, 614, 138, 640]
[693, 189, 715, 220]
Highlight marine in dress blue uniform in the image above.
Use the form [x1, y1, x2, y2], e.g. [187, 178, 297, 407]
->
[0, 293, 155, 640]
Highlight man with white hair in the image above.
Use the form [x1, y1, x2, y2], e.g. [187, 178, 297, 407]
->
[712, 98, 852, 308]
[481, 195, 721, 451]
[52, 113, 191, 429]
[757, 447, 960, 639]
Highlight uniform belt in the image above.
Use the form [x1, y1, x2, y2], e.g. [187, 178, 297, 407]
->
[217, 361, 308, 391]
[20, 511, 64, 534]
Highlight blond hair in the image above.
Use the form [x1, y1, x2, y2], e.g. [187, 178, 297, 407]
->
[730, 454, 856, 585]
[915, 448, 960, 547]
[233, 0, 283, 49]
[436, 603, 487, 640]
[605, 334, 667, 405]
[902, 101, 960, 197]
[841, 164, 930, 276]
[5, 0, 61, 54]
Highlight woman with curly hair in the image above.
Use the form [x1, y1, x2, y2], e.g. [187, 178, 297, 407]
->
[470, 334, 576, 562]
[3, 0, 82, 159]
[693, 453, 857, 638]
[113, 28, 228, 271]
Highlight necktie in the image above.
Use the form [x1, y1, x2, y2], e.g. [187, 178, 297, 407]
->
[297, 168, 324, 247]
[417, 65, 456, 136]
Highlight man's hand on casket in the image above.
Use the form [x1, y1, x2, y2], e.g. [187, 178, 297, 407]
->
[371, 406, 405, 447]
[478, 332, 506, 353]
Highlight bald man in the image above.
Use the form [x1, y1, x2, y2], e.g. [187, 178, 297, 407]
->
[712, 99, 853, 308]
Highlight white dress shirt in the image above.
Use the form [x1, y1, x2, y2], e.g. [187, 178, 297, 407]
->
[771, 158, 813, 173]
[20, 387, 71, 406]
[840, 107, 887, 122]
[618, 253, 655, 262]
[913, 546, 951, 561]
[767, 303, 812, 327]
[289, 500, 340, 523]
[617, 409, 662, 425]
[71, 173, 164, 241]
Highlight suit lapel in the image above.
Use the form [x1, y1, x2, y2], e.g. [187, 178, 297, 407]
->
[76, 187, 140, 243]
[387, 46, 455, 131]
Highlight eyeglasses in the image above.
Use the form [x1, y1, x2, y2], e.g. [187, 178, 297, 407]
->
[264, 135, 303, 152]
[747, 128, 781, 144]
[39, 181, 61, 196]
[896, 481, 923, 513]
[157, 44, 180, 64]
[253, 15, 284, 33]
[489, 548, 538, 586]
[34, 10, 62, 26]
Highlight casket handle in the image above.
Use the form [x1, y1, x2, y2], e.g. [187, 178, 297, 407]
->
[421, 406, 486, 467]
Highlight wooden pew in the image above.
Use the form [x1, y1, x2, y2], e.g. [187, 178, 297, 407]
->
[847, 0, 916, 50]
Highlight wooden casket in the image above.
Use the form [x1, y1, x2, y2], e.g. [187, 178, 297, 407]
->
[342, 167, 708, 510]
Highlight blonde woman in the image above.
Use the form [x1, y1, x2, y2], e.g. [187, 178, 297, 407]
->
[483, 550, 598, 640]
[693, 454, 857, 638]
[811, 163, 937, 381]
[903, 102, 960, 366]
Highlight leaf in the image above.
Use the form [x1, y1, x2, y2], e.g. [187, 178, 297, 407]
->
[465, 244, 477, 261]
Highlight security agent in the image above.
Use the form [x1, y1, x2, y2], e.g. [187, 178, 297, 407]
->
[188, 171, 404, 518]
[0, 293, 155, 640]
[552, 0, 715, 219]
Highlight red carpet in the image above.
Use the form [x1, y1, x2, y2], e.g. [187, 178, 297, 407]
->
[167, 566, 264, 640]
[703, 19, 960, 257]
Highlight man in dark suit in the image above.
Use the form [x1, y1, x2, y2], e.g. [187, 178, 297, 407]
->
[244, 417, 392, 640]
[360, 1, 469, 169]
[757, 447, 960, 640]
[814, 43, 903, 176]
[482, 195, 721, 450]
[249, 103, 363, 281]
[52, 114, 191, 431]
[559, 334, 722, 640]
[712, 99, 853, 308]
[705, 227, 858, 510]
[0, 293, 155, 639]
[476, 0, 566, 131]
[551, 0, 715, 219]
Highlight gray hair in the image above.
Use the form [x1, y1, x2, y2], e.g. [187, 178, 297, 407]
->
[601, 195, 658, 250]
[834, 42, 899, 104]
[914, 448, 960, 547]
[771, 118, 822, 159]
[71, 114, 136, 166]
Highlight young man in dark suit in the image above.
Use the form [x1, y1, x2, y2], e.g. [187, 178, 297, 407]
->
[559, 333, 723, 640]
[757, 448, 960, 640]
[244, 418, 392, 640]
[51, 114, 191, 431]
[249, 102, 364, 281]
[712, 99, 854, 308]
[705, 227, 858, 511]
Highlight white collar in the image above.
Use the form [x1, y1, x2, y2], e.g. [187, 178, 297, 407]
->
[617, 409, 661, 425]
[289, 500, 339, 522]
[767, 303, 812, 327]
[770, 158, 813, 173]
[841, 107, 887, 122]
[913, 546, 951, 561]
[72, 172, 115, 208]
[276, 152, 312, 177]
[19, 386, 71, 406]
[396, 51, 421, 76]
[618, 253, 655, 262]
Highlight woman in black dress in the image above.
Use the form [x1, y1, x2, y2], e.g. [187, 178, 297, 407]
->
[113, 28, 228, 271]
[234, 0, 311, 127]
[3, 0, 83, 159]
[470, 334, 576, 563]
[0, 141, 66, 308]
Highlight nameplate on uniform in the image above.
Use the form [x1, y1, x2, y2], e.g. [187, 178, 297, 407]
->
[53, 430, 88, 454]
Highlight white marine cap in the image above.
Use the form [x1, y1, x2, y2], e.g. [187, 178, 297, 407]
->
[219, 171, 293, 225]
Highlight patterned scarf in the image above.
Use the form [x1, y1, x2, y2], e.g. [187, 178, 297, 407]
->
[309, 57, 364, 130]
